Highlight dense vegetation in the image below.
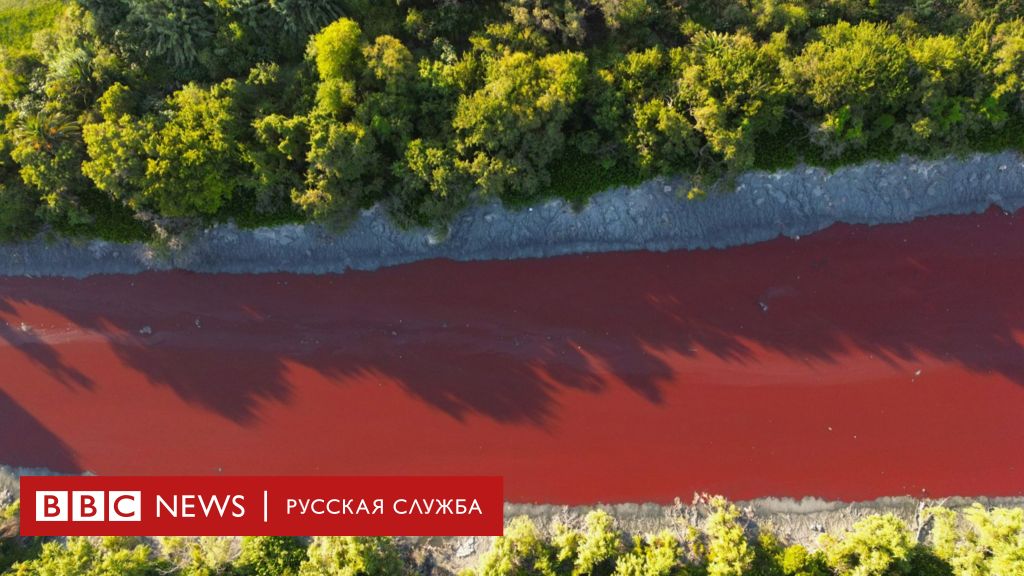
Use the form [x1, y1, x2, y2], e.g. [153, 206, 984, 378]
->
[2, 0, 1024, 242]
[0, 0, 61, 50]
[2, 496, 1023, 575]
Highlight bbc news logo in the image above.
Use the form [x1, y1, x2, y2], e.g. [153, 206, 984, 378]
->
[21, 476, 503, 536]
[35, 491, 141, 522]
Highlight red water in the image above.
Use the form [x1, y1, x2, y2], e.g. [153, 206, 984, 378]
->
[2, 210, 1023, 504]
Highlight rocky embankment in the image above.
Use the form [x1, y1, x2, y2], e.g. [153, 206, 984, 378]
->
[2, 152, 1023, 277]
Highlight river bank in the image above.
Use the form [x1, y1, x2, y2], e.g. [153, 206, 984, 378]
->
[2, 152, 1023, 277]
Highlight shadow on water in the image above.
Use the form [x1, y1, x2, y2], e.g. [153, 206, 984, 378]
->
[0, 389, 79, 472]
[0, 209, 1022, 434]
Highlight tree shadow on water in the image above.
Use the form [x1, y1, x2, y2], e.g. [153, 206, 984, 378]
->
[0, 389, 79, 472]
[0, 209, 1022, 429]
[0, 299, 93, 390]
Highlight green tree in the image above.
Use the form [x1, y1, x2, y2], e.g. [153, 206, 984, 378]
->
[298, 537, 405, 576]
[678, 30, 789, 171]
[785, 21, 912, 155]
[750, 531, 829, 576]
[81, 82, 150, 208]
[595, 0, 658, 32]
[296, 119, 382, 224]
[0, 131, 41, 241]
[551, 510, 623, 576]
[307, 17, 363, 126]
[7, 108, 90, 222]
[237, 536, 307, 576]
[573, 510, 623, 575]
[475, 516, 558, 576]
[924, 505, 1024, 576]
[453, 50, 587, 201]
[608, 47, 698, 174]
[121, 0, 217, 74]
[358, 35, 418, 147]
[144, 80, 244, 216]
[0, 49, 43, 107]
[311, 17, 364, 83]
[10, 537, 162, 576]
[391, 138, 472, 227]
[992, 19, 1024, 114]
[243, 113, 308, 213]
[613, 530, 684, 576]
[904, 33, 973, 149]
[704, 496, 754, 576]
[156, 536, 239, 576]
[820, 514, 914, 576]
[33, 5, 120, 112]
[223, 0, 343, 61]
[505, 0, 589, 46]
[777, 542, 830, 576]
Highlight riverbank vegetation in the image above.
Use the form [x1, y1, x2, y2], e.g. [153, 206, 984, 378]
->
[2, 496, 1023, 575]
[1, 0, 1024, 242]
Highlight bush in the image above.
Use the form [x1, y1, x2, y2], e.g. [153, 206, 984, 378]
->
[236, 537, 306, 576]
[298, 537, 405, 576]
[819, 514, 913, 576]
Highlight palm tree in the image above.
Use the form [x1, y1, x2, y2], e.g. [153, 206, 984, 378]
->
[15, 110, 81, 153]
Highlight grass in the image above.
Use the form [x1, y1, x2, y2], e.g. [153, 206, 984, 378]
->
[0, 0, 63, 50]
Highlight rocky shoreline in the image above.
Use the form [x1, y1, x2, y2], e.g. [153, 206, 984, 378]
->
[2, 151, 1023, 277]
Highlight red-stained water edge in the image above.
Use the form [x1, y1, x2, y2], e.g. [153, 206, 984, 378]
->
[2, 209, 1023, 504]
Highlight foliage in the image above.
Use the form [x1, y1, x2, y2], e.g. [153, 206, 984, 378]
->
[83, 80, 244, 218]
[1, 0, 1024, 240]
[562, 510, 623, 575]
[1, 502, 1023, 576]
[473, 515, 558, 576]
[453, 50, 587, 202]
[924, 504, 1024, 576]
[157, 536, 242, 576]
[9, 537, 163, 576]
[819, 514, 913, 576]
[236, 537, 306, 576]
[297, 537, 405, 576]
[613, 530, 683, 576]
[0, 133, 40, 241]
[607, 46, 699, 175]
[0, 0, 61, 51]
[704, 496, 754, 576]
[145, 81, 244, 217]
[310, 17, 363, 83]
[784, 21, 912, 156]
[0, 176, 39, 241]
[678, 31, 789, 171]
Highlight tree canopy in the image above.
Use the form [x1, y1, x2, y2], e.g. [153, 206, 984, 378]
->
[1, 0, 1024, 241]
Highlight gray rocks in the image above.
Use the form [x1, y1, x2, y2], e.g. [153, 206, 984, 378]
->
[3, 152, 1024, 278]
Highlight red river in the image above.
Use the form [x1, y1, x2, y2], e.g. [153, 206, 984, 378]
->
[2, 209, 1023, 504]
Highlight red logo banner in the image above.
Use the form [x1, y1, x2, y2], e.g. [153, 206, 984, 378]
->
[20, 476, 503, 536]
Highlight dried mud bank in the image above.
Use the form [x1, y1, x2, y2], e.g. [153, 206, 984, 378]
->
[3, 152, 1024, 277]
